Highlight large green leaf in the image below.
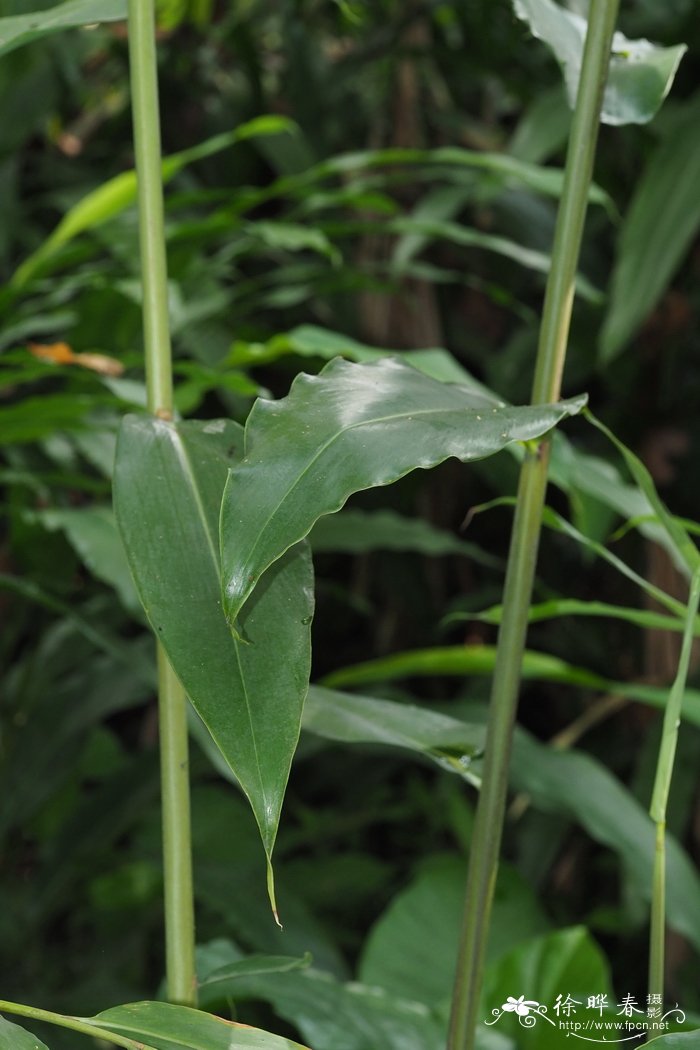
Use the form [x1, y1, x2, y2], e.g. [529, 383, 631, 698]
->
[113, 418, 313, 908]
[88, 1001, 310, 1049]
[0, 0, 126, 59]
[647, 1031, 700, 1047]
[0, 1015, 50, 1049]
[481, 927, 612, 1050]
[202, 969, 448, 1050]
[358, 856, 548, 1009]
[220, 357, 585, 625]
[513, 0, 686, 125]
[600, 96, 700, 361]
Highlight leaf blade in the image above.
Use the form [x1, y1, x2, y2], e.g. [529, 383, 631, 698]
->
[221, 357, 586, 624]
[113, 417, 313, 893]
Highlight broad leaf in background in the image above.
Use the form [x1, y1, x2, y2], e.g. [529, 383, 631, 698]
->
[0, 0, 126, 59]
[600, 94, 700, 359]
[482, 927, 612, 1050]
[647, 1032, 700, 1047]
[12, 116, 295, 288]
[88, 1001, 310, 1049]
[220, 356, 586, 624]
[358, 856, 548, 1009]
[37, 506, 140, 615]
[0, 1015, 50, 1049]
[202, 969, 448, 1050]
[114, 418, 313, 913]
[513, 0, 686, 124]
[510, 731, 700, 956]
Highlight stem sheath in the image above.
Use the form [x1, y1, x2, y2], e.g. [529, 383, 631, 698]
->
[127, 0, 196, 1006]
[447, 4, 620, 1047]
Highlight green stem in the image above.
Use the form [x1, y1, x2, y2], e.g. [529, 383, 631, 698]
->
[648, 568, 700, 1004]
[447, 4, 619, 1048]
[127, 0, 196, 1006]
[0, 999, 154, 1050]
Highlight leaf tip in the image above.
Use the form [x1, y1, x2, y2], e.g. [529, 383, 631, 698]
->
[267, 859, 283, 929]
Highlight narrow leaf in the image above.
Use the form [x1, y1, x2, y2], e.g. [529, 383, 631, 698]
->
[513, 0, 686, 125]
[320, 645, 700, 728]
[457, 597, 687, 633]
[221, 357, 586, 624]
[88, 1001, 310, 1050]
[0, 0, 126, 59]
[600, 95, 700, 359]
[200, 954, 311, 991]
[586, 410, 700, 574]
[113, 418, 313, 909]
[12, 116, 295, 288]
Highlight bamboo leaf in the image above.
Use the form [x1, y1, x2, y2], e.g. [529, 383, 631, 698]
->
[220, 357, 586, 625]
[513, 0, 686, 125]
[113, 418, 313, 912]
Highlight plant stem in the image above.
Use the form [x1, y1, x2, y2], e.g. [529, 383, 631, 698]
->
[0, 999, 153, 1050]
[127, 0, 196, 1006]
[648, 569, 700, 1003]
[447, 3, 619, 1048]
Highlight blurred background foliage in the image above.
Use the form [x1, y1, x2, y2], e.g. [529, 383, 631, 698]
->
[2, 2, 700, 1047]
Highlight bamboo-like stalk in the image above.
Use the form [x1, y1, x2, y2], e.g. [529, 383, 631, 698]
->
[126, 0, 196, 1006]
[648, 569, 700, 1005]
[447, 3, 620, 1047]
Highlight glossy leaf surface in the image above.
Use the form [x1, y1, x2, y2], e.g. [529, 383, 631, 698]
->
[113, 417, 313, 881]
[221, 357, 585, 623]
[89, 1001, 309, 1049]
[513, 0, 686, 125]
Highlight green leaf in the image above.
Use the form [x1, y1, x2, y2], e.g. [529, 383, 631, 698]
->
[12, 116, 296, 288]
[320, 645, 700, 728]
[199, 953, 312, 992]
[0, 1015, 49, 1049]
[600, 95, 700, 360]
[303, 686, 485, 782]
[358, 856, 548, 1009]
[89, 1001, 310, 1049]
[309, 508, 502, 568]
[585, 410, 700, 574]
[513, 0, 686, 125]
[37, 506, 140, 614]
[388, 215, 603, 302]
[202, 969, 447, 1050]
[482, 927, 612, 1050]
[647, 1031, 700, 1047]
[510, 732, 700, 955]
[0, 0, 126, 59]
[457, 597, 687, 633]
[113, 418, 313, 910]
[220, 357, 586, 624]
